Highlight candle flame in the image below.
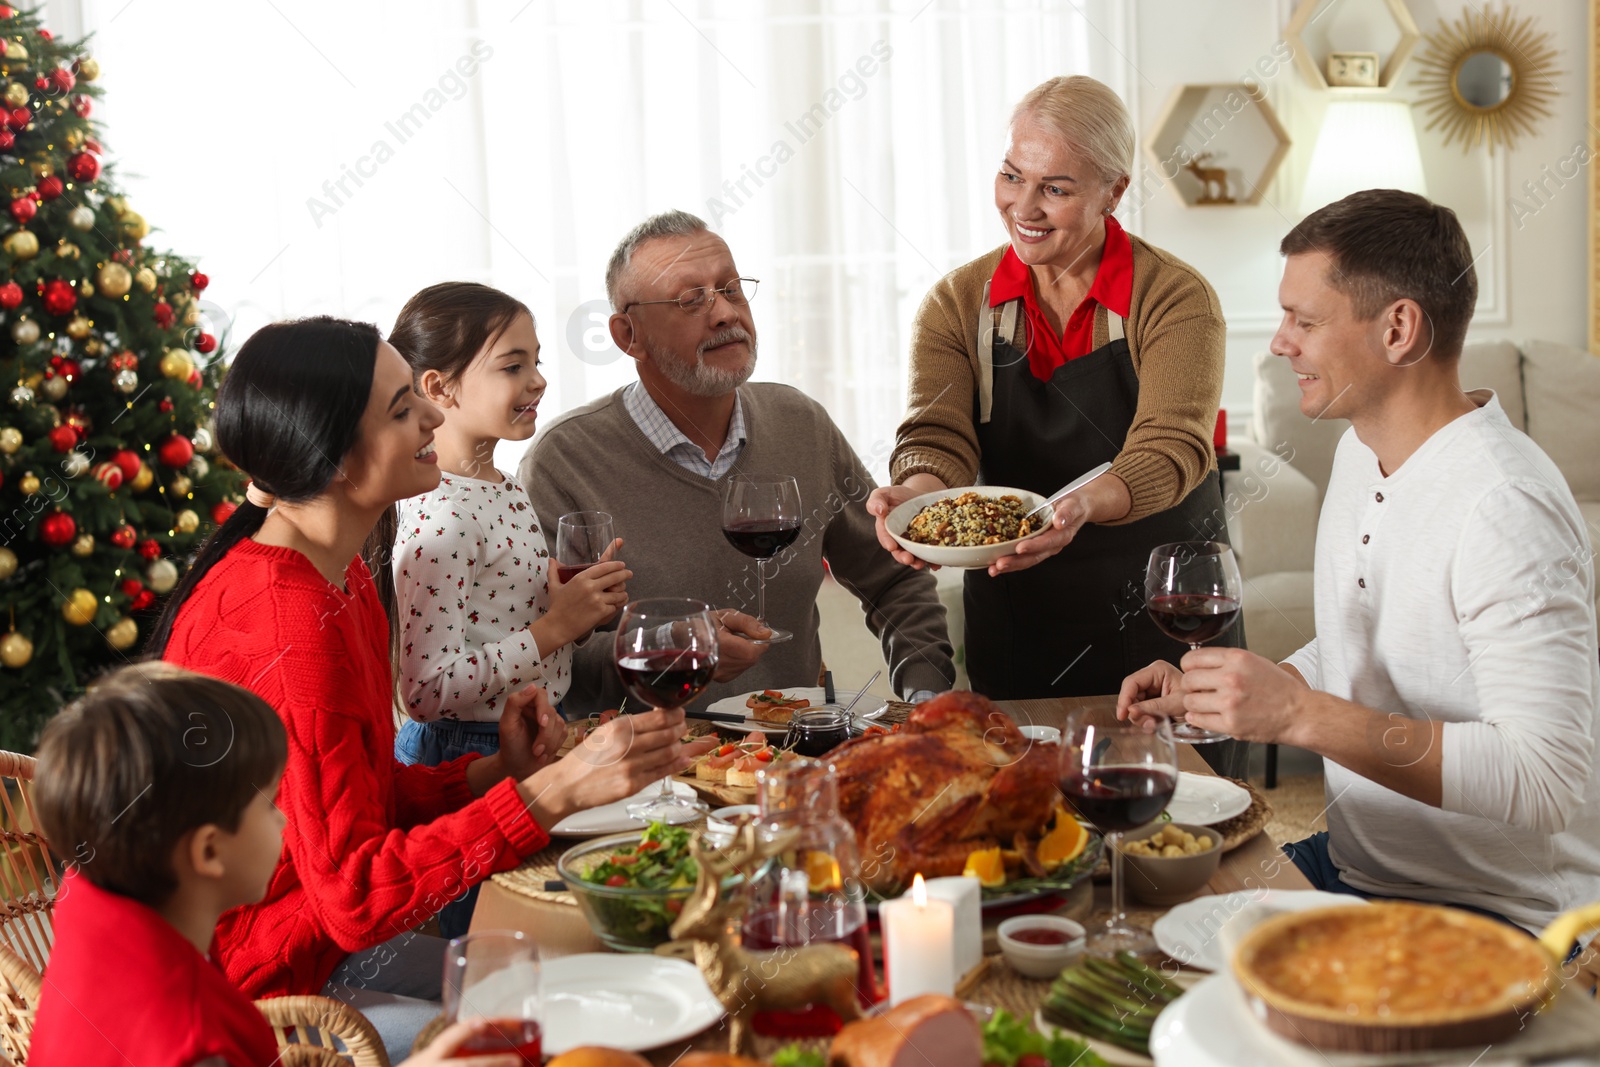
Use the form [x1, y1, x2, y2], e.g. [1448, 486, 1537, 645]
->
[912, 872, 927, 906]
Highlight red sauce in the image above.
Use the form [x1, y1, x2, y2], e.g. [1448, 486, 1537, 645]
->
[1010, 927, 1073, 945]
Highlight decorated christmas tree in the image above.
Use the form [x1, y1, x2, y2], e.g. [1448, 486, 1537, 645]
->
[0, 5, 243, 747]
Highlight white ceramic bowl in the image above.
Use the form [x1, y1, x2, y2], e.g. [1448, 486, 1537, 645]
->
[885, 486, 1050, 569]
[1019, 724, 1061, 744]
[997, 915, 1086, 979]
[705, 804, 759, 845]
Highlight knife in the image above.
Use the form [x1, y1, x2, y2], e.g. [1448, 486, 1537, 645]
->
[823, 670, 836, 705]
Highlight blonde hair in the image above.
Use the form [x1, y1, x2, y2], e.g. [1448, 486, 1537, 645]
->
[1010, 76, 1135, 185]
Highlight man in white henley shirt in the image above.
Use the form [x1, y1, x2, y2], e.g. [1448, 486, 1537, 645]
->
[1120, 189, 1600, 933]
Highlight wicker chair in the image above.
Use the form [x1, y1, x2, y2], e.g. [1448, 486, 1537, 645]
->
[255, 995, 390, 1067]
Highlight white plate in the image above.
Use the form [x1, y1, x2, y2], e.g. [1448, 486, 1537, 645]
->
[547, 780, 699, 837]
[1152, 890, 1368, 972]
[542, 953, 723, 1054]
[1164, 772, 1252, 826]
[884, 485, 1049, 569]
[706, 686, 887, 735]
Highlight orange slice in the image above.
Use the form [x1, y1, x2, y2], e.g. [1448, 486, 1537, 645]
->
[962, 845, 1006, 888]
[1038, 807, 1088, 868]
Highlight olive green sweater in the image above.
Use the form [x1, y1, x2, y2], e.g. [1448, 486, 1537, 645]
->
[890, 238, 1225, 523]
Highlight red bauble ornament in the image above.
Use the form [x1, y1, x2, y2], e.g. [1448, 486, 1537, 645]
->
[8, 196, 34, 224]
[37, 28, 51, 40]
[71, 95, 90, 118]
[32, 77, 45, 91]
[0, 6, 15, 18]
[186, 367, 202, 388]
[111, 448, 140, 481]
[39, 510, 75, 546]
[91, 461, 122, 491]
[65, 151, 98, 182]
[152, 301, 174, 329]
[63, 407, 90, 433]
[158, 398, 174, 413]
[0, 129, 13, 150]
[191, 272, 209, 291]
[110, 523, 137, 549]
[0, 281, 21, 309]
[48, 68, 74, 94]
[109, 350, 138, 371]
[36, 175, 62, 201]
[131, 590, 156, 612]
[137, 539, 161, 560]
[41, 278, 75, 315]
[58, 358, 80, 381]
[156, 434, 194, 468]
[7, 108, 30, 131]
[210, 501, 237, 525]
[83, 137, 103, 155]
[47, 424, 77, 452]
[195, 332, 217, 354]
[119, 578, 143, 597]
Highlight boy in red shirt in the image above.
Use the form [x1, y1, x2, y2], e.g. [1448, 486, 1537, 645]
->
[30, 663, 522, 1066]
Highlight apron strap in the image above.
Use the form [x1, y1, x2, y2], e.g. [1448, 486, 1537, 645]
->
[978, 284, 1019, 425]
[1105, 305, 1131, 360]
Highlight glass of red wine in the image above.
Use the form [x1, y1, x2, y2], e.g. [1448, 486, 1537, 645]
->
[1144, 540, 1243, 744]
[1059, 710, 1178, 957]
[721, 474, 801, 644]
[555, 511, 615, 585]
[442, 930, 541, 1062]
[614, 597, 719, 824]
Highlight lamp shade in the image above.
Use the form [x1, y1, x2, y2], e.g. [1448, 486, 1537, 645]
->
[1299, 100, 1428, 214]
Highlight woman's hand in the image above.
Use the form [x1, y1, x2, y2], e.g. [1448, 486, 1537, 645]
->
[866, 474, 949, 570]
[988, 471, 1130, 577]
[516, 707, 693, 826]
[710, 609, 771, 682]
[535, 541, 631, 650]
[496, 684, 566, 779]
[400, 1019, 525, 1066]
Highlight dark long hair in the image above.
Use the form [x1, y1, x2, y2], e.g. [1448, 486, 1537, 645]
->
[147, 317, 383, 658]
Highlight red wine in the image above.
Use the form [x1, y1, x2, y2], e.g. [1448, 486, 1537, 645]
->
[555, 562, 595, 584]
[1147, 594, 1240, 645]
[448, 1018, 540, 1061]
[616, 649, 714, 708]
[744, 905, 880, 1008]
[1060, 766, 1177, 833]
[722, 519, 802, 559]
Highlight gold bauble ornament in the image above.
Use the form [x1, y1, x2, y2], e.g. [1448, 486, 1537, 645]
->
[18, 473, 40, 495]
[2, 82, 27, 107]
[28, 159, 52, 180]
[85, 338, 104, 356]
[79, 280, 94, 297]
[3, 229, 39, 260]
[63, 129, 84, 150]
[4, 41, 28, 63]
[0, 632, 31, 669]
[174, 508, 199, 533]
[105, 616, 138, 651]
[0, 427, 18, 453]
[62, 588, 97, 626]
[41, 375, 66, 401]
[106, 196, 127, 217]
[71, 533, 94, 557]
[135, 266, 157, 293]
[0, 545, 16, 579]
[57, 241, 80, 260]
[184, 304, 202, 327]
[68, 205, 94, 231]
[119, 212, 150, 241]
[169, 474, 192, 498]
[10, 317, 39, 344]
[96, 262, 132, 297]
[159, 349, 193, 380]
[77, 57, 100, 82]
[65, 315, 91, 339]
[145, 558, 178, 594]
[130, 463, 153, 492]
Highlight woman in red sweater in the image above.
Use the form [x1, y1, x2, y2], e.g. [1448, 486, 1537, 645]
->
[147, 317, 694, 1060]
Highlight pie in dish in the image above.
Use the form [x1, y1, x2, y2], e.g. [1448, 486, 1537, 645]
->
[1231, 902, 1557, 1052]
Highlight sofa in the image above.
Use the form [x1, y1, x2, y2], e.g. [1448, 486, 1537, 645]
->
[1223, 339, 1600, 664]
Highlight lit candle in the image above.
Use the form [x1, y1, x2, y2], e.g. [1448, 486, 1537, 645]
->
[922, 876, 982, 979]
[881, 873, 956, 1006]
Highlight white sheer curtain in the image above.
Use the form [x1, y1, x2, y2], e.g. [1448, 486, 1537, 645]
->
[73, 0, 1113, 477]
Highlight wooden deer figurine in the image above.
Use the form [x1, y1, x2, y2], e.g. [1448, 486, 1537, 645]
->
[1184, 152, 1235, 204]
[662, 822, 864, 1055]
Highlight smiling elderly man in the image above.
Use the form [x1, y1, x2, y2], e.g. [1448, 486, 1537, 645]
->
[519, 210, 954, 713]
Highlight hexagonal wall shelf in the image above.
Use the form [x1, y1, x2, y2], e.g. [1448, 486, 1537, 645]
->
[1143, 84, 1291, 208]
[1286, 0, 1421, 91]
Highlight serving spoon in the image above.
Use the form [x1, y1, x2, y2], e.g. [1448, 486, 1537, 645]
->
[1018, 462, 1113, 534]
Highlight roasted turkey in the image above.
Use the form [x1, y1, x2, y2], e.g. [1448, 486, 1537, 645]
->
[828, 690, 1057, 891]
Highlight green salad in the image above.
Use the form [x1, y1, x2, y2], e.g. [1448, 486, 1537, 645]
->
[574, 822, 699, 949]
[982, 1010, 1108, 1067]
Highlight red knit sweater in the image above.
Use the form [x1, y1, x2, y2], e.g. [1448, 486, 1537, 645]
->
[163, 539, 549, 998]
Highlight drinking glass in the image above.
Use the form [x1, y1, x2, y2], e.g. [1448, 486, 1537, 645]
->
[721, 474, 801, 644]
[1059, 711, 1178, 957]
[1144, 540, 1243, 744]
[614, 597, 719, 824]
[442, 931, 541, 1061]
[554, 510, 615, 585]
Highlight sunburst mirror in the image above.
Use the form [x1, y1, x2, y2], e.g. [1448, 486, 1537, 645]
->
[1413, 3, 1560, 153]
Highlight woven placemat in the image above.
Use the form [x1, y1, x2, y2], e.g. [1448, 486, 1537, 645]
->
[1092, 777, 1273, 878]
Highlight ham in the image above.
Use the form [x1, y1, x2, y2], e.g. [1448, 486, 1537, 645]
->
[828, 995, 981, 1067]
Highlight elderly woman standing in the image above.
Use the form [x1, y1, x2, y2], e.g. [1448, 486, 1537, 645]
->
[869, 75, 1240, 715]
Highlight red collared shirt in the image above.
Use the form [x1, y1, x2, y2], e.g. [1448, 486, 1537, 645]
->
[989, 215, 1135, 381]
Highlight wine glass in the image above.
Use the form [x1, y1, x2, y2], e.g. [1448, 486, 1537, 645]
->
[721, 474, 801, 644]
[555, 511, 615, 584]
[1059, 711, 1178, 957]
[614, 598, 719, 824]
[1144, 541, 1243, 744]
[442, 931, 542, 1061]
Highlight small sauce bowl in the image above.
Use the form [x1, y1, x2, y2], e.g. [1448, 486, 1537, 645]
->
[997, 915, 1086, 979]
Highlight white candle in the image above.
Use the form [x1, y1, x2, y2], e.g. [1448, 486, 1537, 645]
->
[881, 873, 956, 1006]
[922, 876, 982, 979]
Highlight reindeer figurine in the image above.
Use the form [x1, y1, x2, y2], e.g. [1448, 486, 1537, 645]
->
[661, 822, 863, 1055]
[1183, 152, 1235, 204]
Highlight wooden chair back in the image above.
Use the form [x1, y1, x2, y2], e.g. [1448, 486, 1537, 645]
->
[0, 751, 55, 1062]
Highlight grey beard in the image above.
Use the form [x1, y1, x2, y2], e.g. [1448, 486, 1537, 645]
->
[650, 327, 758, 397]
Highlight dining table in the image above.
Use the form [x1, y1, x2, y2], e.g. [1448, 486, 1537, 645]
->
[467, 694, 1313, 1064]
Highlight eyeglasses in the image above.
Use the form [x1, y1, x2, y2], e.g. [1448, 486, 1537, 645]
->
[622, 277, 760, 315]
